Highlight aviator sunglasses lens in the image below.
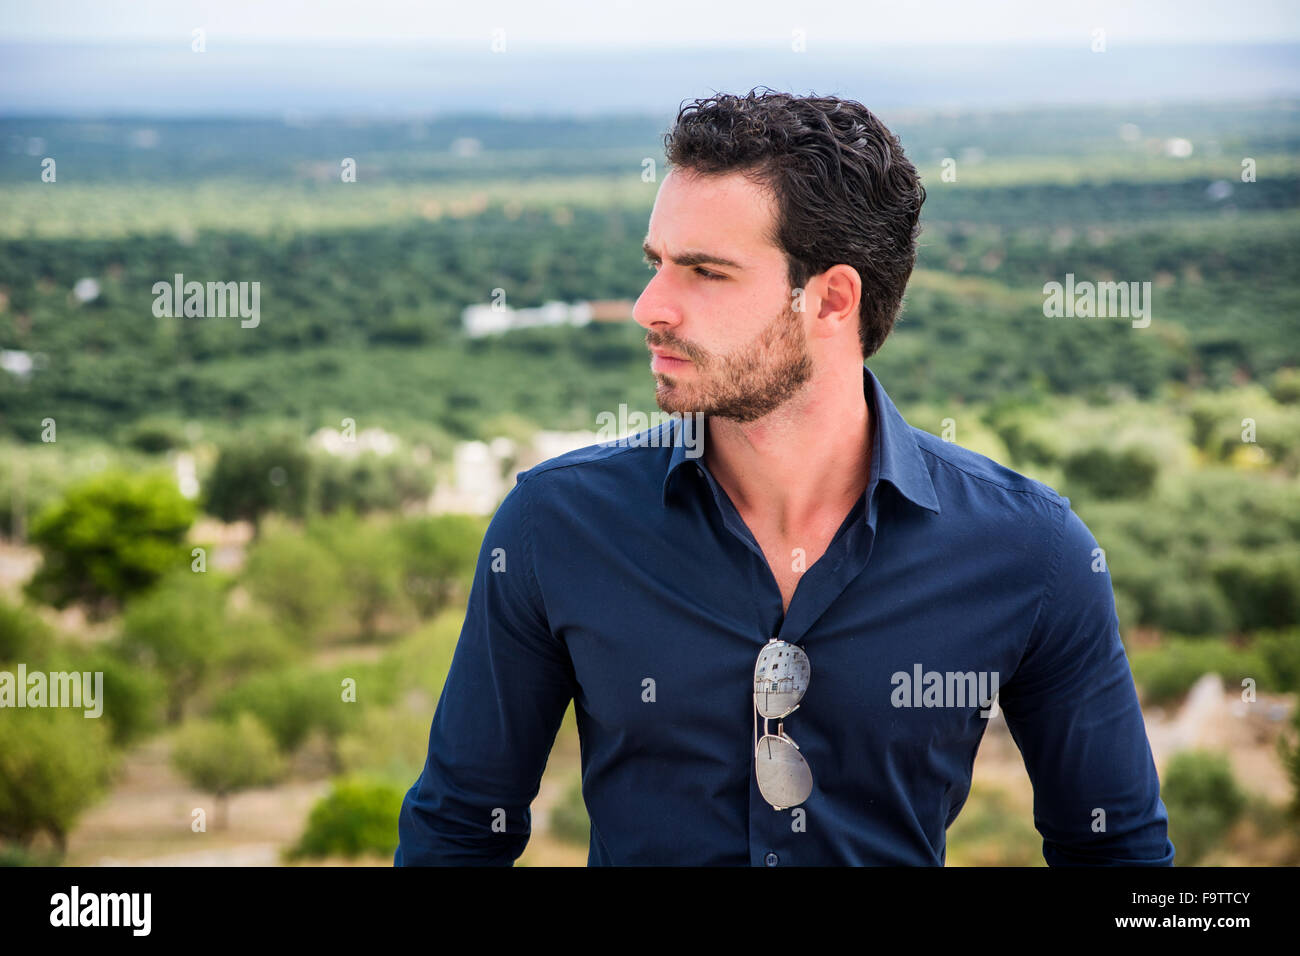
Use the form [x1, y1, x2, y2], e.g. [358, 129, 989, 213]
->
[753, 640, 810, 719]
[755, 732, 813, 808]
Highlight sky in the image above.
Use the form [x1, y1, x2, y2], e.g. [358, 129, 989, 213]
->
[2, 1, 1297, 115]
[3, 0, 1299, 48]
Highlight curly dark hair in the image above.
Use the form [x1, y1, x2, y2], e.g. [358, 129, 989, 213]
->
[662, 87, 925, 360]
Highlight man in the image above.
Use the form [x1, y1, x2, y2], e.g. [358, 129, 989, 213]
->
[395, 89, 1175, 866]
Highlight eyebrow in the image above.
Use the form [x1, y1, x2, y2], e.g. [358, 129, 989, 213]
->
[642, 240, 745, 271]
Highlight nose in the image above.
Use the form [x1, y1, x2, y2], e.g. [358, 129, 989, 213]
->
[632, 269, 682, 334]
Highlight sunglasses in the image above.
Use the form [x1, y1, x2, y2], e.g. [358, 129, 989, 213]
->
[753, 637, 813, 810]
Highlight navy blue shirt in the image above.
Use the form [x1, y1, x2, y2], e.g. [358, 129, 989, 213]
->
[395, 365, 1174, 866]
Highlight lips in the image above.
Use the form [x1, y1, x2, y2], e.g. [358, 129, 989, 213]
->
[650, 349, 692, 374]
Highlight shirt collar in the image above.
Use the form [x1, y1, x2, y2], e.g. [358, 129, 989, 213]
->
[661, 364, 941, 515]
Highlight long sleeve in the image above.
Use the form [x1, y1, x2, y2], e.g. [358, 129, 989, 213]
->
[999, 497, 1175, 866]
[395, 474, 576, 865]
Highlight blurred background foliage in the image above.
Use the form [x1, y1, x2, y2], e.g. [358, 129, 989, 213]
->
[0, 100, 1297, 866]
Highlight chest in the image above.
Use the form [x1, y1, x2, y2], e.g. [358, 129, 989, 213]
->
[747, 522, 839, 615]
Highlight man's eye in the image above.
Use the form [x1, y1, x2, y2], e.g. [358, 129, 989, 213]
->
[644, 259, 725, 281]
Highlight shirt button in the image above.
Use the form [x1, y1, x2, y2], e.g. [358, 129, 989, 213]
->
[764, 852, 779, 866]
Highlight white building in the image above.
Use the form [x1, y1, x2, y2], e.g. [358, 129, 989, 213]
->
[309, 425, 399, 457]
[430, 430, 600, 515]
[462, 300, 593, 338]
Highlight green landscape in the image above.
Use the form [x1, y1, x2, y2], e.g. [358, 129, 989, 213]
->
[1, 100, 1298, 865]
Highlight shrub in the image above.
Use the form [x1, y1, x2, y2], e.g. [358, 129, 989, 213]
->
[1129, 637, 1262, 706]
[335, 705, 432, 784]
[1062, 445, 1159, 500]
[1161, 750, 1247, 865]
[1210, 546, 1300, 631]
[1270, 367, 1300, 405]
[1254, 629, 1300, 694]
[285, 776, 403, 861]
[1148, 577, 1235, 636]
[121, 417, 188, 454]
[987, 405, 1061, 467]
[0, 843, 63, 867]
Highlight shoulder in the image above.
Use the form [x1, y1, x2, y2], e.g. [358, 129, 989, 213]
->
[512, 421, 670, 486]
[506, 422, 675, 512]
[515, 427, 664, 485]
[905, 433, 1117, 669]
[909, 425, 1075, 559]
[911, 425, 1064, 508]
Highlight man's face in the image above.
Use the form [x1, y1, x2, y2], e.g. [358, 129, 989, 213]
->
[633, 168, 814, 423]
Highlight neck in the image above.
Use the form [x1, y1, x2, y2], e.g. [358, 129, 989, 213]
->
[703, 362, 872, 534]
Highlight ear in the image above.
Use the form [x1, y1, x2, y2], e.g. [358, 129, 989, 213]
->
[810, 264, 862, 341]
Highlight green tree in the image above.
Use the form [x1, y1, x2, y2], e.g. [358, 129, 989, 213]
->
[1270, 367, 1300, 405]
[41, 646, 166, 748]
[117, 569, 230, 723]
[211, 656, 396, 769]
[0, 597, 163, 747]
[121, 417, 188, 454]
[0, 597, 55, 663]
[1062, 445, 1159, 500]
[0, 708, 117, 856]
[23, 469, 195, 618]
[310, 452, 434, 515]
[170, 713, 286, 830]
[242, 519, 347, 643]
[1210, 547, 1300, 631]
[204, 431, 312, 529]
[307, 512, 409, 641]
[395, 513, 485, 619]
